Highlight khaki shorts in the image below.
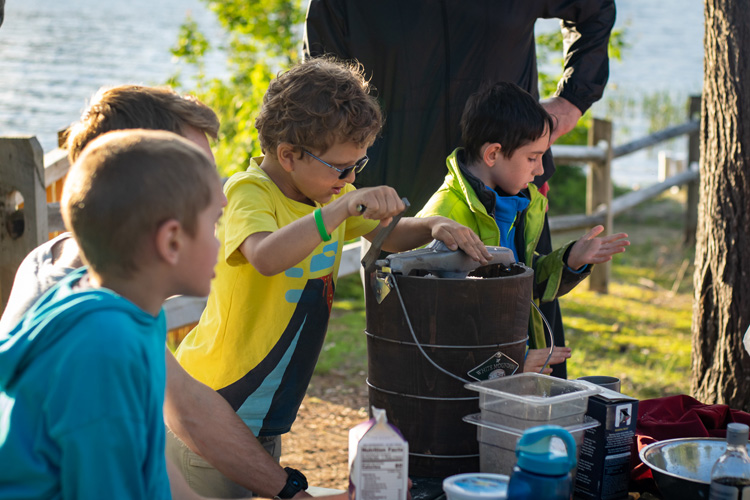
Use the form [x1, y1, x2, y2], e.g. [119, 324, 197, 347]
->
[166, 428, 281, 498]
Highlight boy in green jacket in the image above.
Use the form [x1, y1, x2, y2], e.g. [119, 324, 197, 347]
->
[417, 82, 629, 375]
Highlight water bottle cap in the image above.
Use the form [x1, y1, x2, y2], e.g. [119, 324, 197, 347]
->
[515, 425, 577, 476]
[727, 423, 750, 446]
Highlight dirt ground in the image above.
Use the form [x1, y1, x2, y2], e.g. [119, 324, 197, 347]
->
[281, 373, 369, 490]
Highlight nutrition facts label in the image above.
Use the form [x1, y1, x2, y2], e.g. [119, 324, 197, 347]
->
[357, 444, 407, 500]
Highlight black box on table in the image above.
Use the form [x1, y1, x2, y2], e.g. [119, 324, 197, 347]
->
[573, 388, 639, 500]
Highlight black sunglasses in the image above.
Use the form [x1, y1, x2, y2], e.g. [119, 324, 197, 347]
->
[303, 149, 369, 179]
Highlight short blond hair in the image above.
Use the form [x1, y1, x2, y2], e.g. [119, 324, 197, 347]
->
[255, 57, 382, 157]
[66, 85, 220, 162]
[62, 129, 219, 278]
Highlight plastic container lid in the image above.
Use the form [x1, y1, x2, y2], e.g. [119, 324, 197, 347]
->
[465, 373, 600, 406]
[443, 473, 509, 500]
[463, 413, 601, 436]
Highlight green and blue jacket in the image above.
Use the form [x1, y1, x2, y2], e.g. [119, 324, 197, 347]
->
[417, 148, 591, 349]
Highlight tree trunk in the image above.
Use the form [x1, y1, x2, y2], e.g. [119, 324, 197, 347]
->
[692, 0, 750, 409]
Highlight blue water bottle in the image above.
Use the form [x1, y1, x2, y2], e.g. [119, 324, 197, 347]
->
[506, 425, 577, 500]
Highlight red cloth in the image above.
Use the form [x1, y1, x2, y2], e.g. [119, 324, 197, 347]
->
[631, 395, 750, 491]
[538, 181, 549, 212]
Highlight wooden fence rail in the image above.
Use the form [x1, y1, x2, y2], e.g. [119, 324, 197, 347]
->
[0, 96, 702, 326]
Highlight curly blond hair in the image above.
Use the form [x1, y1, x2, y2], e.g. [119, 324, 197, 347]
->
[255, 57, 382, 157]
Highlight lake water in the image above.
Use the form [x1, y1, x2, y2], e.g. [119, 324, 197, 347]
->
[0, 0, 224, 149]
[0, 0, 704, 187]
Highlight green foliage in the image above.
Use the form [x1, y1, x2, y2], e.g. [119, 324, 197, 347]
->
[536, 30, 565, 100]
[171, 16, 210, 67]
[547, 164, 588, 215]
[169, 0, 305, 176]
[169, 8, 628, 176]
[536, 26, 628, 149]
[537, 27, 628, 101]
[547, 164, 629, 217]
[536, 26, 630, 201]
[641, 91, 686, 134]
[317, 280, 368, 378]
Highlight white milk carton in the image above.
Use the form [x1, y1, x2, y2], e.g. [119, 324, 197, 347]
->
[348, 407, 409, 500]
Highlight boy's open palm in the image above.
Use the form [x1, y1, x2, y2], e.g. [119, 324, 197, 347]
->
[567, 225, 630, 271]
[523, 347, 572, 375]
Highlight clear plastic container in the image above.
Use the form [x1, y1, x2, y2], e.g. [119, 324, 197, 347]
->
[463, 413, 601, 476]
[465, 373, 600, 428]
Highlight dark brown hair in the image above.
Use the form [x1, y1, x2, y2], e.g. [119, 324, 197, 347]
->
[460, 82, 554, 165]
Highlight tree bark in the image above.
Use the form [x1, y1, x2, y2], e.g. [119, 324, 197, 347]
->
[692, 0, 750, 408]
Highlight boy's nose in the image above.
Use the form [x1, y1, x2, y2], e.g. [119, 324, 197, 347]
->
[533, 162, 545, 176]
[342, 168, 357, 183]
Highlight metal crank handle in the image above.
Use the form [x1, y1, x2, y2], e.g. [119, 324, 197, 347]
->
[356, 198, 409, 214]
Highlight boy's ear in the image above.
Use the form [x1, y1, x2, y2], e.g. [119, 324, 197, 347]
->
[277, 143, 298, 173]
[154, 219, 182, 266]
[483, 142, 503, 166]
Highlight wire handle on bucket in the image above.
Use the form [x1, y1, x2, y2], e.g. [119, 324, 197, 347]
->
[392, 276, 472, 384]
[530, 300, 555, 374]
[392, 274, 556, 380]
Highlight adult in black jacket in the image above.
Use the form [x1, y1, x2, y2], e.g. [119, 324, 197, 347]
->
[303, 0, 616, 378]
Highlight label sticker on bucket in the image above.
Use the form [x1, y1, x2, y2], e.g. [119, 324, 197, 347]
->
[467, 352, 519, 381]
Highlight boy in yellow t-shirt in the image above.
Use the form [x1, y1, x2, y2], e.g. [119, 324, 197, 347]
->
[172, 58, 491, 496]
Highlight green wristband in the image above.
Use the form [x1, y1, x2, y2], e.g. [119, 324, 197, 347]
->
[313, 208, 331, 242]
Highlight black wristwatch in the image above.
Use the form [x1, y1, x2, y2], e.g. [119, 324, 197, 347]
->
[273, 467, 308, 499]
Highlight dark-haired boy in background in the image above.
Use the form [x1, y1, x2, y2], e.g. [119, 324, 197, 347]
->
[418, 82, 629, 374]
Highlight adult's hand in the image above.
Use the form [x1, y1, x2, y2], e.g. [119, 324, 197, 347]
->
[540, 96, 583, 145]
[163, 351, 311, 498]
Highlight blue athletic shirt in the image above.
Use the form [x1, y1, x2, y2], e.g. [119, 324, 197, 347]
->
[0, 268, 171, 500]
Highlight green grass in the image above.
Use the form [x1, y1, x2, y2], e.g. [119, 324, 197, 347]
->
[316, 274, 368, 379]
[318, 189, 695, 402]
[559, 190, 695, 399]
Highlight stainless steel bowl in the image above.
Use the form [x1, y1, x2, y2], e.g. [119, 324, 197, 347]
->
[640, 437, 750, 499]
